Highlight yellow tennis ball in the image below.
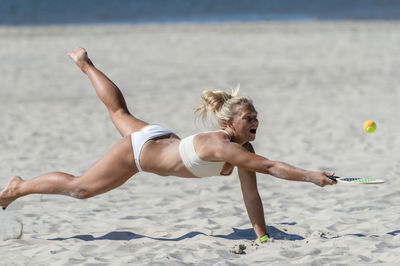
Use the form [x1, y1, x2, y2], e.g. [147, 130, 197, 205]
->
[363, 120, 376, 133]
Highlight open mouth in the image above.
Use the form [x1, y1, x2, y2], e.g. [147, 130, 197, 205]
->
[250, 129, 257, 134]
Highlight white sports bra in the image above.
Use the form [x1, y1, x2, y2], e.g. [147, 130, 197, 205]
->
[179, 131, 230, 177]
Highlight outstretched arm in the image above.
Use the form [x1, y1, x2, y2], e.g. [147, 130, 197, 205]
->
[218, 142, 336, 187]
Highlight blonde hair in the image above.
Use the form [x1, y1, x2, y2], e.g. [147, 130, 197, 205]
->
[195, 84, 253, 128]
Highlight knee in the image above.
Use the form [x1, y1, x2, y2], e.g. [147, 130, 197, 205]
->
[69, 177, 94, 199]
[71, 188, 93, 199]
[71, 189, 92, 199]
[109, 108, 129, 120]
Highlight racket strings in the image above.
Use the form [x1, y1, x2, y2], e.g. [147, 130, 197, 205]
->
[340, 178, 380, 183]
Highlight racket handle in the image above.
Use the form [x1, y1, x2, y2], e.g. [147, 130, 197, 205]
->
[327, 175, 339, 181]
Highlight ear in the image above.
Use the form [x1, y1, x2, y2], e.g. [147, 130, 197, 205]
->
[226, 119, 234, 129]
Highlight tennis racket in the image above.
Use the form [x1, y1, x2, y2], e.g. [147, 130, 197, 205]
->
[328, 175, 384, 184]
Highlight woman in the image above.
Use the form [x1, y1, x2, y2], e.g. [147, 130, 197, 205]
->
[0, 47, 336, 243]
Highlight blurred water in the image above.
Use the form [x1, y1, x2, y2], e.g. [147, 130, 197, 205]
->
[1, 0, 400, 25]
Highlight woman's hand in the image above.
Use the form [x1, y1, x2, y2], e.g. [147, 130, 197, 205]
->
[305, 171, 337, 187]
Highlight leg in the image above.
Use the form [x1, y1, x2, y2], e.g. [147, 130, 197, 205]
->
[0, 136, 137, 209]
[67, 47, 147, 137]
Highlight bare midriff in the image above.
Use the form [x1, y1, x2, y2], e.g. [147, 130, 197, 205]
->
[139, 134, 197, 177]
[139, 134, 234, 177]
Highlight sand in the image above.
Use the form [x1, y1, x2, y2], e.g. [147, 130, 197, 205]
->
[1, 21, 400, 265]
[0, 210, 23, 241]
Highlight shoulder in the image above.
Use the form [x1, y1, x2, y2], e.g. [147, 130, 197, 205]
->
[196, 131, 231, 144]
[193, 131, 231, 160]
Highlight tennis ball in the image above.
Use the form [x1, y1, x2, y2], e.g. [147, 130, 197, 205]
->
[363, 120, 376, 133]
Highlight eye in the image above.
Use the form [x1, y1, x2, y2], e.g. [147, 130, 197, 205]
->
[244, 116, 258, 122]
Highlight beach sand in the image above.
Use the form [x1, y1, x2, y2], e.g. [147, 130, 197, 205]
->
[1, 21, 400, 265]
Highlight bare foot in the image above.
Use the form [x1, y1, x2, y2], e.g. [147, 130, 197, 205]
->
[67, 47, 93, 72]
[0, 176, 23, 210]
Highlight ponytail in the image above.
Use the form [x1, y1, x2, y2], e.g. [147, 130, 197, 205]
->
[195, 84, 252, 128]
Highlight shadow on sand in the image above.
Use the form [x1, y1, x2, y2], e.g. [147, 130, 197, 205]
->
[48, 225, 304, 242]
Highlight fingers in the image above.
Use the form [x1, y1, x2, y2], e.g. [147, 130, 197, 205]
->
[315, 172, 337, 187]
[310, 172, 337, 187]
[323, 171, 335, 177]
[326, 177, 337, 185]
[322, 172, 337, 186]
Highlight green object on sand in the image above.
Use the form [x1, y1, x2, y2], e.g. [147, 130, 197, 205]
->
[257, 234, 269, 243]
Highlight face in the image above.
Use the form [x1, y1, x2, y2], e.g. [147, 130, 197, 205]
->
[228, 104, 259, 144]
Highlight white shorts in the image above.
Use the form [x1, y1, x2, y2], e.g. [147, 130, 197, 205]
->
[131, 124, 174, 171]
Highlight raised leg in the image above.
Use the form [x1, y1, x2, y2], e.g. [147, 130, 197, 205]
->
[0, 136, 137, 209]
[67, 47, 148, 136]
